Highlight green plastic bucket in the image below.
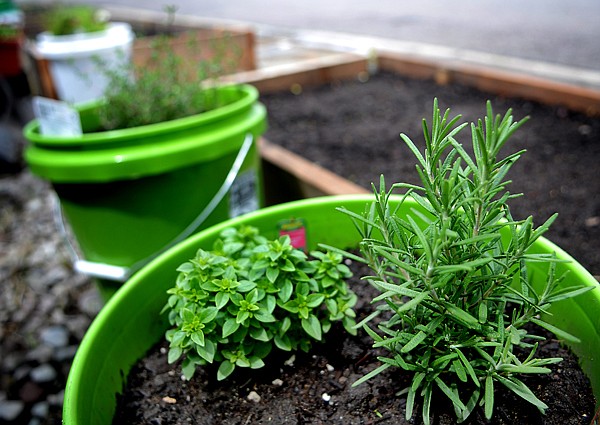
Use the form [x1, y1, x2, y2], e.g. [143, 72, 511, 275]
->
[63, 195, 600, 424]
[24, 84, 266, 294]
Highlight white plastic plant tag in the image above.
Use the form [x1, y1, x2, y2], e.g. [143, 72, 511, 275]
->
[32, 96, 82, 137]
[229, 170, 259, 218]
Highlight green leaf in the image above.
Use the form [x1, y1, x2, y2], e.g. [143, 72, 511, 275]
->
[484, 375, 494, 420]
[274, 334, 292, 351]
[181, 358, 197, 380]
[236, 356, 251, 367]
[370, 280, 420, 298]
[453, 347, 479, 387]
[250, 357, 265, 369]
[495, 375, 548, 413]
[280, 316, 291, 334]
[215, 292, 229, 309]
[217, 361, 235, 381]
[170, 330, 186, 346]
[176, 262, 194, 273]
[530, 317, 581, 344]
[237, 280, 256, 292]
[196, 339, 215, 363]
[306, 294, 325, 308]
[401, 330, 427, 353]
[352, 363, 392, 387]
[406, 372, 425, 420]
[279, 279, 293, 302]
[222, 318, 240, 338]
[478, 302, 488, 324]
[281, 299, 299, 314]
[443, 302, 481, 330]
[498, 364, 551, 374]
[452, 359, 467, 382]
[181, 308, 195, 322]
[435, 377, 466, 412]
[266, 267, 279, 283]
[422, 384, 433, 425]
[395, 291, 430, 314]
[190, 330, 205, 346]
[254, 311, 277, 323]
[250, 327, 270, 342]
[281, 259, 296, 272]
[168, 346, 182, 364]
[198, 306, 219, 323]
[325, 299, 338, 315]
[545, 285, 595, 304]
[236, 310, 250, 324]
[301, 315, 322, 340]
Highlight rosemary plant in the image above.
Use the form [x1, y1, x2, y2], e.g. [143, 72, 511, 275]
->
[163, 225, 357, 381]
[336, 100, 592, 423]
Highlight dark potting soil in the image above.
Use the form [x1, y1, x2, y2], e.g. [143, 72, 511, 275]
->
[113, 72, 598, 424]
[113, 257, 595, 425]
[261, 71, 600, 278]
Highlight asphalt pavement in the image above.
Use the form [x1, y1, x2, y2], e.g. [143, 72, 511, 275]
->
[63, 0, 600, 72]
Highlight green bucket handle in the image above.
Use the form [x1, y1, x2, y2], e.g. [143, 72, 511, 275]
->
[54, 132, 256, 282]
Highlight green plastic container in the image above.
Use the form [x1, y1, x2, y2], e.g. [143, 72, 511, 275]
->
[24, 84, 266, 293]
[63, 195, 600, 424]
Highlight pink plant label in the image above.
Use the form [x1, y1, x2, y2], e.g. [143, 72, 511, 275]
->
[278, 218, 307, 251]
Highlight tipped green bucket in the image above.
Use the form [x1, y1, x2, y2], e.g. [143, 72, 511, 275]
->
[24, 84, 267, 296]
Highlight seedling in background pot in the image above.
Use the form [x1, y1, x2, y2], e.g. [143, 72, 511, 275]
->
[332, 99, 593, 424]
[163, 225, 357, 380]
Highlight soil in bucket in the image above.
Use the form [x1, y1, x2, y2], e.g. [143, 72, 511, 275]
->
[112, 255, 596, 424]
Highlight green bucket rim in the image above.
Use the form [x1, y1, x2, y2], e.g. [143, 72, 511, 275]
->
[23, 84, 258, 148]
[23, 84, 266, 183]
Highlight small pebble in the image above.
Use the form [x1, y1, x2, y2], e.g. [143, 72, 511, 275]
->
[26, 345, 54, 363]
[272, 378, 283, 386]
[30, 364, 57, 383]
[14, 365, 32, 381]
[585, 216, 600, 227]
[247, 391, 261, 403]
[47, 391, 64, 406]
[53, 345, 78, 362]
[0, 400, 24, 421]
[77, 288, 103, 316]
[322, 393, 331, 402]
[284, 354, 296, 366]
[40, 325, 69, 348]
[31, 401, 49, 418]
[326, 364, 334, 372]
[162, 396, 177, 404]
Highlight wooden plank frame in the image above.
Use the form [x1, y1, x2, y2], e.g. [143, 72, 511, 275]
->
[245, 51, 600, 203]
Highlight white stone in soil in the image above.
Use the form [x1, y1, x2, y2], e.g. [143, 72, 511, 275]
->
[247, 391, 261, 403]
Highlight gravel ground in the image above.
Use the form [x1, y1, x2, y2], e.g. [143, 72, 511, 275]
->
[0, 170, 102, 424]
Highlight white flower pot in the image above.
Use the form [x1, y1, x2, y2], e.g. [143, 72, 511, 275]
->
[35, 22, 134, 104]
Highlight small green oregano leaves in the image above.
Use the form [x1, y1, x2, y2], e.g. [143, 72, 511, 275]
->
[341, 99, 594, 424]
[163, 225, 357, 381]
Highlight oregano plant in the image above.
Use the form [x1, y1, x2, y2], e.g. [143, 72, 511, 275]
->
[162, 225, 357, 381]
[333, 99, 593, 424]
